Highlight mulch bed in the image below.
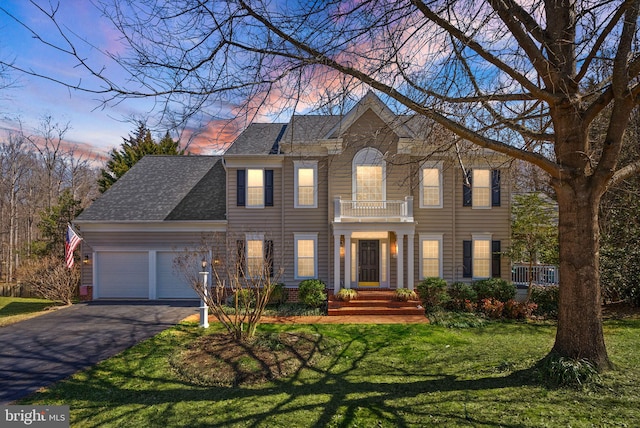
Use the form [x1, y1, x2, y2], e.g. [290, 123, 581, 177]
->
[169, 332, 326, 387]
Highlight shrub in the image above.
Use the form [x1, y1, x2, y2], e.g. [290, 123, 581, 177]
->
[479, 298, 505, 319]
[235, 288, 256, 307]
[447, 282, 477, 310]
[19, 256, 79, 305]
[298, 279, 327, 308]
[336, 288, 358, 301]
[395, 288, 418, 301]
[268, 283, 288, 305]
[503, 299, 538, 319]
[416, 277, 450, 310]
[530, 285, 559, 318]
[473, 278, 516, 303]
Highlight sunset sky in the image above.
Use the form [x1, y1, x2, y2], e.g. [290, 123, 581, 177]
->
[0, 1, 240, 158]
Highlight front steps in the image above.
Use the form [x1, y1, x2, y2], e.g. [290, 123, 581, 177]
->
[328, 289, 425, 317]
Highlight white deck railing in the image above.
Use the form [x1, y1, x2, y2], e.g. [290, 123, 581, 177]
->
[334, 196, 414, 222]
[512, 264, 559, 286]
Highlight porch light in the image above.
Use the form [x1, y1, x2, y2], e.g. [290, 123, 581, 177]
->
[340, 236, 345, 258]
[391, 241, 398, 259]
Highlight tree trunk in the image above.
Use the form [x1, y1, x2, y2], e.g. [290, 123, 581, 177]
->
[552, 177, 611, 369]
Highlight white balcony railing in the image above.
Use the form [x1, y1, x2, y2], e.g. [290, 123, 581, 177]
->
[512, 264, 559, 287]
[334, 196, 414, 222]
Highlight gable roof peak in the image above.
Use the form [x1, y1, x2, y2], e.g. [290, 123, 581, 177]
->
[323, 90, 416, 139]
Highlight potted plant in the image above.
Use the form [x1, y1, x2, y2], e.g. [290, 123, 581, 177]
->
[336, 288, 358, 302]
[395, 288, 418, 301]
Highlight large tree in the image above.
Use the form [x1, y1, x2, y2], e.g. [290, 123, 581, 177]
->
[4, 0, 640, 369]
[99, 122, 184, 192]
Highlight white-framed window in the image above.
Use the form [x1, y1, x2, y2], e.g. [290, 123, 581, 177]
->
[294, 233, 318, 279]
[353, 147, 386, 204]
[294, 161, 318, 208]
[472, 234, 491, 279]
[472, 169, 491, 208]
[247, 169, 264, 208]
[420, 163, 443, 208]
[245, 233, 264, 277]
[420, 234, 443, 278]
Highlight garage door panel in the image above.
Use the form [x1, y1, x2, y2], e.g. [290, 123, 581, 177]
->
[97, 252, 148, 298]
[157, 252, 197, 299]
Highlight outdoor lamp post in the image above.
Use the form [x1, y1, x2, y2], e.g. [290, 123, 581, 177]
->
[199, 258, 209, 328]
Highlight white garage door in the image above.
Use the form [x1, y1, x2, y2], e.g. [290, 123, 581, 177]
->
[156, 252, 197, 299]
[97, 252, 149, 298]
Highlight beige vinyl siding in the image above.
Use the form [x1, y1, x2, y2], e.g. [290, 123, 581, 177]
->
[454, 165, 511, 281]
[281, 158, 329, 286]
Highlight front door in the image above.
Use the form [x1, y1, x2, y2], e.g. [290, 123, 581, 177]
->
[359, 240, 380, 286]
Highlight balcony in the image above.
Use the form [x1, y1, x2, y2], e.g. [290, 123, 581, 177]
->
[334, 196, 414, 222]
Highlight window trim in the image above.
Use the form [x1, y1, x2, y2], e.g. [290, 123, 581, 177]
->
[294, 233, 318, 280]
[352, 147, 386, 203]
[472, 169, 491, 209]
[246, 168, 265, 208]
[471, 233, 492, 279]
[419, 162, 443, 208]
[244, 233, 265, 278]
[419, 234, 443, 279]
[294, 160, 318, 208]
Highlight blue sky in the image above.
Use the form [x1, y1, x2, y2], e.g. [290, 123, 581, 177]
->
[0, 1, 228, 158]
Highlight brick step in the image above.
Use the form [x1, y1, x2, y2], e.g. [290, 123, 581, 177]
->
[327, 306, 425, 316]
[328, 299, 422, 309]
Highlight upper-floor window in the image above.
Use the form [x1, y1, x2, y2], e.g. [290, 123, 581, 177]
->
[353, 148, 386, 203]
[237, 169, 274, 208]
[294, 161, 318, 208]
[420, 163, 442, 208]
[463, 168, 500, 208]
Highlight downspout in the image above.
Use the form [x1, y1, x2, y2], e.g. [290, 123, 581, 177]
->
[452, 161, 457, 282]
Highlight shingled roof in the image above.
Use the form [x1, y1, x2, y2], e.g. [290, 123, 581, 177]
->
[76, 155, 226, 222]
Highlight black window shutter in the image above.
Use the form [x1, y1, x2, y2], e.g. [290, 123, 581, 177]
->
[463, 170, 472, 207]
[492, 240, 501, 278]
[463, 240, 472, 278]
[265, 170, 274, 207]
[237, 170, 246, 207]
[236, 240, 246, 277]
[491, 170, 501, 207]
[265, 240, 274, 277]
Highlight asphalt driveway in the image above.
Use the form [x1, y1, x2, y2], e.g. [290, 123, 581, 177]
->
[0, 300, 198, 404]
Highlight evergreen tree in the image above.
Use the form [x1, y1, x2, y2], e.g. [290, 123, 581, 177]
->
[34, 189, 83, 258]
[98, 123, 184, 193]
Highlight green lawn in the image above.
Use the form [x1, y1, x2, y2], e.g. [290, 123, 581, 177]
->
[19, 319, 640, 427]
[0, 296, 57, 327]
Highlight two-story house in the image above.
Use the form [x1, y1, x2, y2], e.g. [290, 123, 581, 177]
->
[75, 92, 511, 300]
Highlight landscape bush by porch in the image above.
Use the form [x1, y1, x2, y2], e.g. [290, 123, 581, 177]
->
[298, 279, 327, 308]
[416, 277, 450, 310]
[336, 288, 358, 302]
[531, 285, 559, 318]
[473, 278, 516, 303]
[268, 283, 288, 305]
[394, 288, 418, 301]
[447, 282, 478, 310]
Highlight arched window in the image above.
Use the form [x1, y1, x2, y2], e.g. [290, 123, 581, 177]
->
[352, 148, 386, 203]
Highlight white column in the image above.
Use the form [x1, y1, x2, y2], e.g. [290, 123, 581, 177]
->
[397, 233, 404, 289]
[334, 234, 341, 293]
[344, 234, 351, 289]
[407, 233, 415, 290]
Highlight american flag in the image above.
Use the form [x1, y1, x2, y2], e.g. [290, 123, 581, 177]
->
[65, 224, 82, 268]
